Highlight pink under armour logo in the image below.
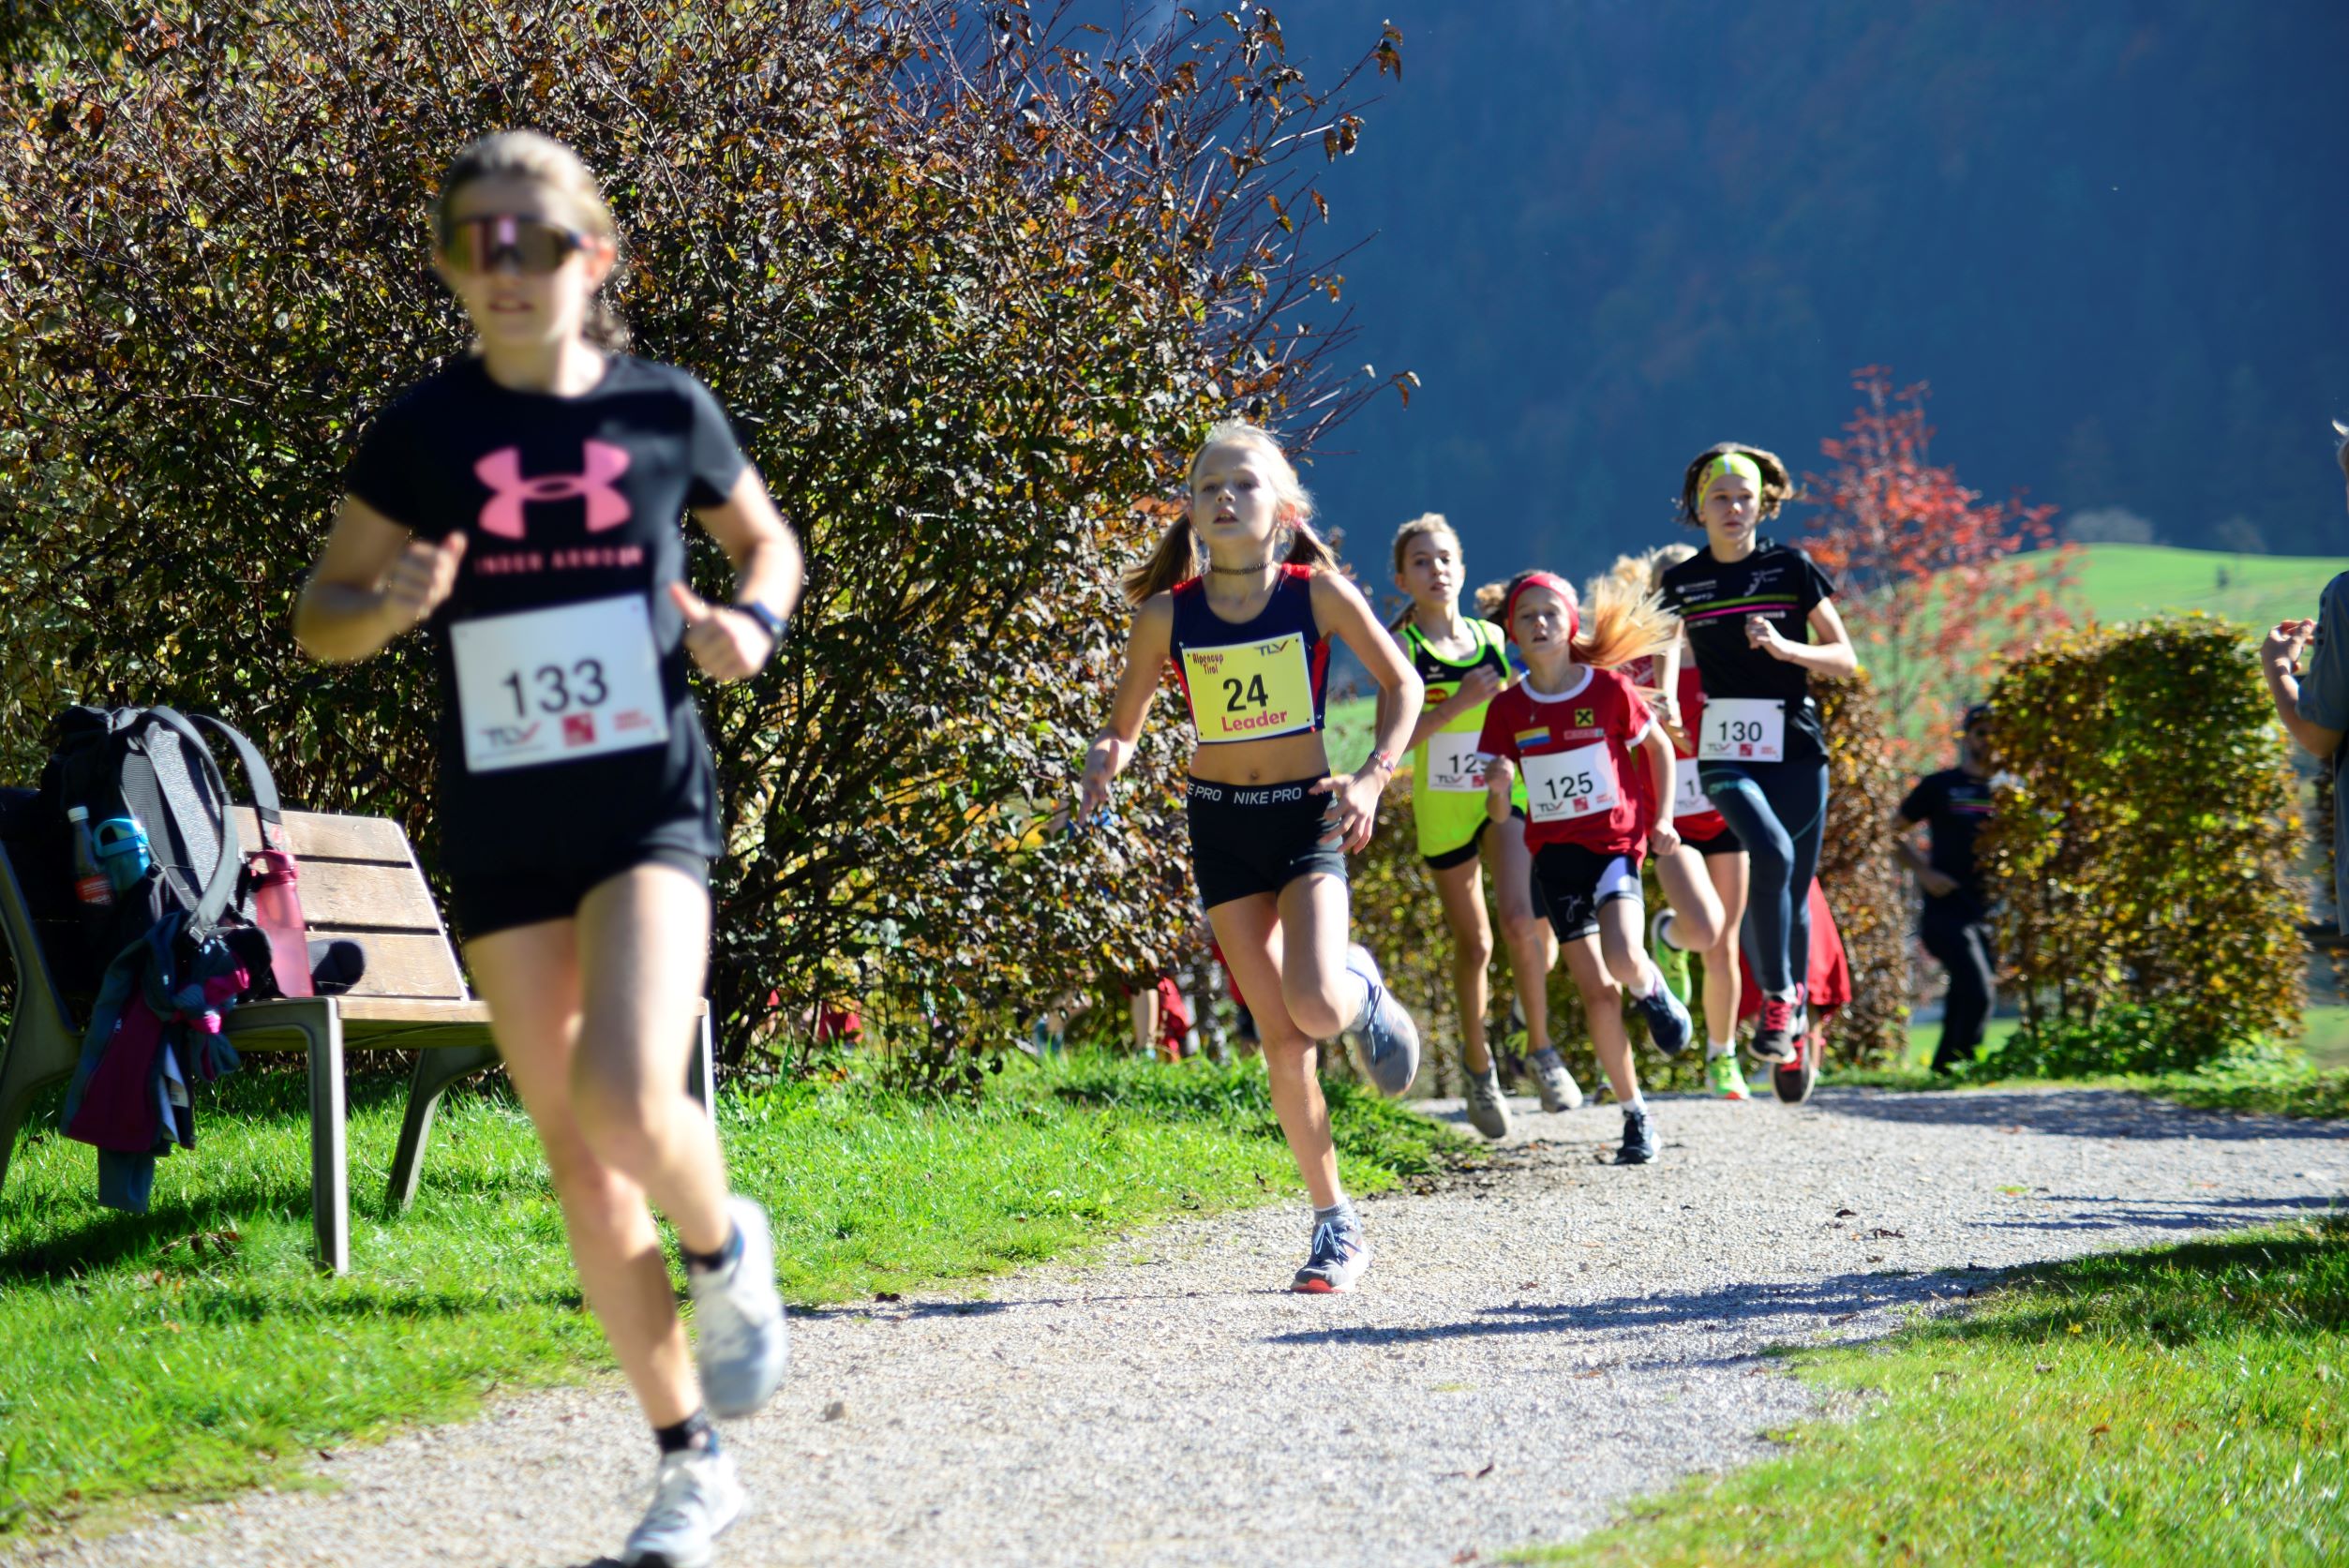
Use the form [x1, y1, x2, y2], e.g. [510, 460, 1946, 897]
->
[474, 442, 633, 539]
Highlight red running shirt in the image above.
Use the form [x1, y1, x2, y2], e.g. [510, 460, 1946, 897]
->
[1476, 665, 1655, 855]
[1627, 655, 1729, 840]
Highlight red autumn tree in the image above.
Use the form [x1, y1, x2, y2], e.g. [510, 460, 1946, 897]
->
[1802, 367, 2072, 772]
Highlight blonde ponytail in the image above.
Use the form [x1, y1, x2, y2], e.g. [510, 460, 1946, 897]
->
[1571, 572, 1678, 672]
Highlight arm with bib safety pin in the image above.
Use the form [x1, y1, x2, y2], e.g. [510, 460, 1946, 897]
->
[1311, 572, 1423, 852]
[1747, 598, 1858, 678]
[1077, 595, 1176, 819]
[677, 467, 805, 681]
[294, 493, 469, 664]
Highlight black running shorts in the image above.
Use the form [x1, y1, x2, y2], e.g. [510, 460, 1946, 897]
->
[1187, 776, 1348, 910]
[1532, 841, 1642, 944]
[1682, 822, 1746, 859]
[452, 844, 709, 940]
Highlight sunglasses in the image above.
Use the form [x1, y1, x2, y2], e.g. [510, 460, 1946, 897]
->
[438, 214, 591, 276]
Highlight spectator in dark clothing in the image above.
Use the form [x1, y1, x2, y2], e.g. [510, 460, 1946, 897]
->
[2261, 420, 2349, 930]
[1893, 704, 1998, 1072]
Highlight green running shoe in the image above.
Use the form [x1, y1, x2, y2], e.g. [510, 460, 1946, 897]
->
[1649, 910, 1691, 1005]
[1705, 1052, 1750, 1101]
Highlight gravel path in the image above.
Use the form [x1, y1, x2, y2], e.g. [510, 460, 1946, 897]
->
[14, 1084, 2343, 1568]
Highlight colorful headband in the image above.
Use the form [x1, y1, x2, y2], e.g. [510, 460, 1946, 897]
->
[1504, 571, 1578, 647]
[1697, 452, 1764, 510]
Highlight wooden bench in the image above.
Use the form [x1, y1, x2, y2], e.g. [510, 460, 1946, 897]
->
[0, 807, 713, 1274]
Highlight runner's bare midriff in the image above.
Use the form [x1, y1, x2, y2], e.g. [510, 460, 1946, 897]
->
[1185, 729, 1334, 788]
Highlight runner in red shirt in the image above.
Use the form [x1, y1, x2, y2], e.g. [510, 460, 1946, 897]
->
[1477, 571, 1693, 1164]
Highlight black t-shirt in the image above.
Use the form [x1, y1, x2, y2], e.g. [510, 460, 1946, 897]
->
[1657, 538, 1839, 762]
[1900, 767, 1995, 906]
[344, 354, 747, 879]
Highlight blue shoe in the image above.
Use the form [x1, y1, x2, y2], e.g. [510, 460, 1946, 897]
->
[1291, 1210, 1372, 1293]
[1339, 944, 1421, 1097]
[1636, 977, 1694, 1058]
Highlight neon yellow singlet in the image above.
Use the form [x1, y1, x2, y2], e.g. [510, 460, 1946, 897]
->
[1403, 618, 1527, 859]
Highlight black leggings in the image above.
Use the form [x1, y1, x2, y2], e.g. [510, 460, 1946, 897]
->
[1701, 758, 1828, 996]
[1921, 900, 1997, 1065]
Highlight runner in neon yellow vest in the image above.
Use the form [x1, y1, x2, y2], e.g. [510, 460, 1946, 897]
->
[1387, 515, 1571, 1137]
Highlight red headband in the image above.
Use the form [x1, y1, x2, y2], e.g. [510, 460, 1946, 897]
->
[1504, 572, 1578, 646]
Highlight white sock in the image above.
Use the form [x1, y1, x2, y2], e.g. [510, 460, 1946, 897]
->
[1638, 965, 1666, 1001]
[1705, 1038, 1734, 1061]
[1623, 1091, 1647, 1114]
[1656, 914, 1683, 951]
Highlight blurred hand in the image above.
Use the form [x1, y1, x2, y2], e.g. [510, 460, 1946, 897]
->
[671, 582, 775, 681]
[382, 531, 467, 629]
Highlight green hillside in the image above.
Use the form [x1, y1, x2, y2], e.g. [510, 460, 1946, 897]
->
[2071, 544, 2346, 635]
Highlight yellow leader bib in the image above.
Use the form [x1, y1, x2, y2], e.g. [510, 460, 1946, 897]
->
[1181, 634, 1317, 743]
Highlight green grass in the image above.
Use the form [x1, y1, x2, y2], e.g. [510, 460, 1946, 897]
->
[1860, 1005, 2349, 1118]
[1505, 1216, 2349, 1566]
[2071, 543, 2349, 636]
[0, 1054, 1465, 1538]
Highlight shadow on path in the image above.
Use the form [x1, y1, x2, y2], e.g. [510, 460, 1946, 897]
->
[1812, 1086, 2346, 1144]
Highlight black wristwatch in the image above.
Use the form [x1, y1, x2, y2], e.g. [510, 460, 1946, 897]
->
[739, 600, 788, 650]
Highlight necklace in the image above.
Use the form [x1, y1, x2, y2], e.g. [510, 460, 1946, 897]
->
[1208, 560, 1271, 575]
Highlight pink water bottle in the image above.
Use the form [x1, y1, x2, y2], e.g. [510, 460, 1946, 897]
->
[248, 847, 313, 998]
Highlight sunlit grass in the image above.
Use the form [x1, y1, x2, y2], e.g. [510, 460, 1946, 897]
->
[1507, 1217, 2349, 1566]
[0, 1054, 1465, 1537]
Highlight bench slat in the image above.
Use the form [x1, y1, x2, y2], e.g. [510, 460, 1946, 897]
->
[290, 859, 445, 933]
[230, 807, 415, 865]
[338, 931, 468, 1000]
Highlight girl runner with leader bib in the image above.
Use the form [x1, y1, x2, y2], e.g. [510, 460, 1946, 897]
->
[1614, 545, 1753, 1100]
[1385, 515, 1566, 1140]
[1080, 422, 1423, 1293]
[1656, 446, 1856, 1071]
[294, 133, 800, 1568]
[1476, 572, 1693, 1164]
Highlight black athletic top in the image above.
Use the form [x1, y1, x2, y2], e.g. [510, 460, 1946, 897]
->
[1165, 566, 1330, 744]
[1900, 767, 1995, 908]
[344, 354, 746, 879]
[1656, 538, 1838, 763]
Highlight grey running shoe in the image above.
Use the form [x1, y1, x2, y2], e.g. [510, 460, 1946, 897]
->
[1339, 943, 1421, 1097]
[1462, 1061, 1511, 1141]
[1529, 1047, 1584, 1113]
[1615, 1106, 1658, 1164]
[688, 1198, 789, 1420]
[621, 1445, 744, 1568]
[1291, 1211, 1372, 1293]
[1636, 978, 1695, 1058]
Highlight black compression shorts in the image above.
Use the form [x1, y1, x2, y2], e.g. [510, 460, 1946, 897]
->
[452, 844, 710, 940]
[1187, 776, 1347, 909]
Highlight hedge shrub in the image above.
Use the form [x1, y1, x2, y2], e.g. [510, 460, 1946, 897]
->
[1981, 616, 2304, 1061]
[0, 1, 1401, 1066]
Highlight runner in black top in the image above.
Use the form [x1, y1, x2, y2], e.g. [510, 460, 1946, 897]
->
[1656, 444, 1857, 1079]
[292, 132, 801, 1568]
[1894, 704, 1999, 1072]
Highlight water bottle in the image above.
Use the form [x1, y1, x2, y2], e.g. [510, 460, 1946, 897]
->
[91, 815, 152, 895]
[67, 806, 112, 909]
[248, 847, 314, 997]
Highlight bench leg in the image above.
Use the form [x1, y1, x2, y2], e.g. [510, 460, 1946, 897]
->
[298, 1005, 349, 1276]
[385, 1044, 499, 1216]
[0, 1023, 74, 1202]
[687, 1010, 715, 1113]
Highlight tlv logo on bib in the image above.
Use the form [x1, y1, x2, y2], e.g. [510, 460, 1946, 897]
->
[475, 442, 633, 539]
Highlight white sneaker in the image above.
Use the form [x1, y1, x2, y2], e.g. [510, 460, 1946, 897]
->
[1292, 1212, 1372, 1293]
[1462, 1061, 1512, 1141]
[621, 1445, 744, 1568]
[688, 1198, 789, 1419]
[1529, 1047, 1584, 1113]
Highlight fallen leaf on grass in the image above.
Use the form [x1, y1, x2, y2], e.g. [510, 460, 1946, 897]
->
[2088, 1423, 2110, 1439]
